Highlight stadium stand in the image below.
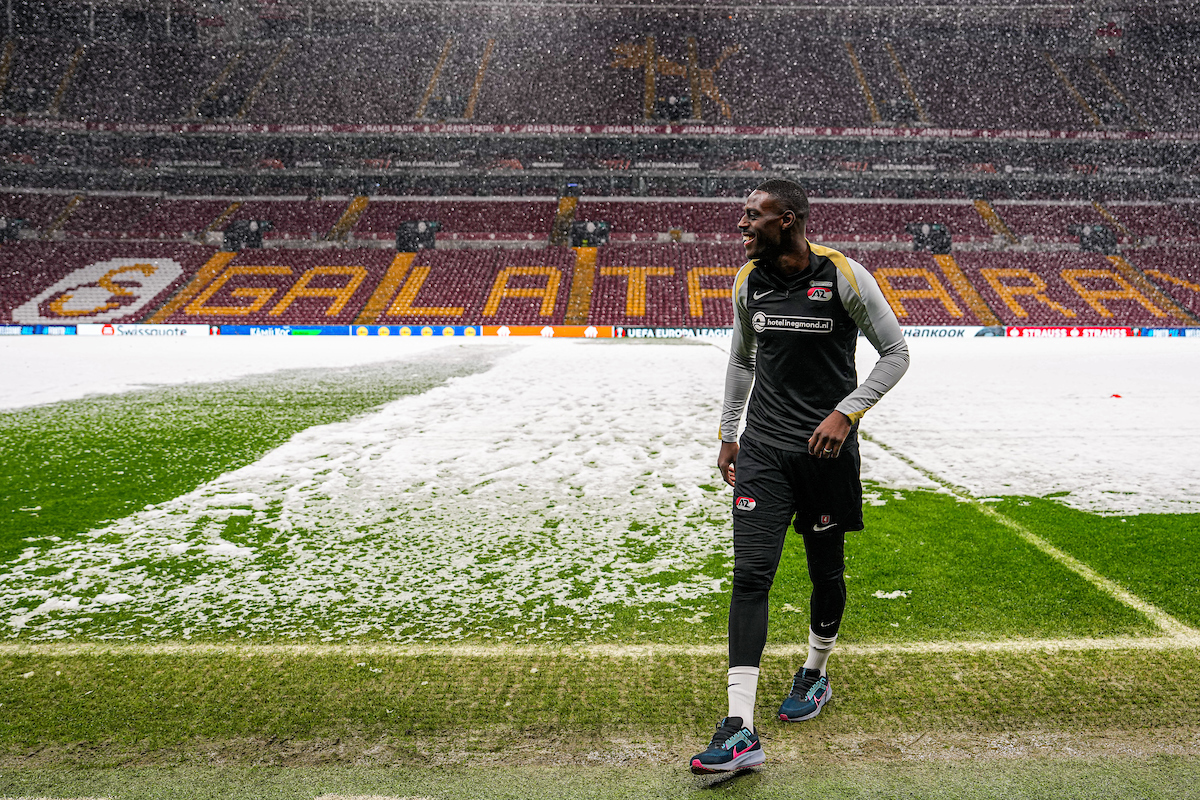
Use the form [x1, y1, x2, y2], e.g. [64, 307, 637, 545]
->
[354, 197, 559, 242]
[0, 9, 1196, 334]
[59, 195, 163, 239]
[676, 243, 741, 327]
[481, 29, 642, 125]
[847, 38, 915, 125]
[591, 244, 695, 326]
[0, 192, 76, 230]
[2, 38, 79, 115]
[1128, 246, 1200, 319]
[219, 198, 348, 241]
[843, 250, 999, 326]
[575, 198, 997, 245]
[1103, 51, 1200, 131]
[367, 249, 498, 327]
[990, 200, 1112, 244]
[810, 200, 994, 244]
[712, 33, 865, 127]
[1053, 54, 1137, 128]
[1, 241, 215, 325]
[58, 41, 218, 121]
[1103, 201, 1200, 244]
[157, 248, 397, 326]
[889, 40, 1093, 131]
[954, 251, 1190, 326]
[152, 246, 581, 326]
[4, 235, 1200, 328]
[477, 248, 576, 325]
[131, 199, 234, 239]
[2, 20, 1191, 131]
[251, 37, 436, 124]
[575, 198, 742, 242]
[370, 247, 577, 326]
[205, 32, 1170, 130]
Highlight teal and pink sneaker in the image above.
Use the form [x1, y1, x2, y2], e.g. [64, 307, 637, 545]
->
[778, 667, 832, 722]
[689, 716, 765, 774]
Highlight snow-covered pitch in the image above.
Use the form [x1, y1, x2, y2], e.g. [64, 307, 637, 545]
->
[6, 334, 1198, 515]
[2, 335, 1198, 641]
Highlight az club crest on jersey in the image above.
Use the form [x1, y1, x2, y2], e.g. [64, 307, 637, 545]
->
[812, 514, 836, 532]
[807, 286, 832, 302]
[735, 496, 757, 511]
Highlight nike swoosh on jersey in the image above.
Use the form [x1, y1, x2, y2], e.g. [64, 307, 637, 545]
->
[753, 290, 773, 299]
[811, 522, 837, 532]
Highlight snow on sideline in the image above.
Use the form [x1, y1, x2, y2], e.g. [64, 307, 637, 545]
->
[0, 335, 478, 410]
[857, 336, 1200, 516]
[3, 334, 1198, 512]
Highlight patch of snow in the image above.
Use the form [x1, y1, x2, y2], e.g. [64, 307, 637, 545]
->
[859, 337, 1200, 515]
[93, 593, 135, 605]
[0, 336, 470, 410]
[199, 539, 254, 558]
[0, 340, 732, 640]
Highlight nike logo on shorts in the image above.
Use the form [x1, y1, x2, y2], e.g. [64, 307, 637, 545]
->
[811, 522, 837, 532]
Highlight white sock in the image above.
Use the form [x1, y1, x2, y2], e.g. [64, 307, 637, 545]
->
[803, 629, 837, 676]
[726, 666, 760, 732]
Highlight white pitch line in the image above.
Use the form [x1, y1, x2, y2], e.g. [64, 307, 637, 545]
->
[860, 431, 1199, 639]
[1, 633, 1198, 660]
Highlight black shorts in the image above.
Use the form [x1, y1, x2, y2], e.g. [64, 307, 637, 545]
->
[732, 434, 864, 539]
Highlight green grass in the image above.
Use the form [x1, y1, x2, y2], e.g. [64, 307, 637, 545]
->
[994, 497, 1200, 629]
[0, 347, 501, 562]
[768, 486, 1156, 644]
[4, 647, 1199, 750]
[5, 758, 1200, 800]
[0, 486, 1160, 644]
[613, 486, 1159, 646]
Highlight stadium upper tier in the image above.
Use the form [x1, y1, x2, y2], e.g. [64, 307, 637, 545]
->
[3, 192, 1197, 247]
[2, 26, 1196, 132]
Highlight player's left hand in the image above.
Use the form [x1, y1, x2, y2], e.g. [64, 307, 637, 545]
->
[808, 411, 851, 459]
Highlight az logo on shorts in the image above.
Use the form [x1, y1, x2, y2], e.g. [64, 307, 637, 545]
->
[735, 496, 757, 511]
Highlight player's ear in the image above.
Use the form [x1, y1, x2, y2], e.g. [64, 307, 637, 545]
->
[781, 209, 796, 231]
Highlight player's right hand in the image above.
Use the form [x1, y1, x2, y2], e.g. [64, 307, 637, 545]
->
[718, 440, 739, 488]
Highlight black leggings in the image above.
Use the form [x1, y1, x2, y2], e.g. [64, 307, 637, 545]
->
[728, 528, 846, 667]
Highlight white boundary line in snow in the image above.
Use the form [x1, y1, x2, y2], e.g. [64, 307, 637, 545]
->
[859, 431, 1199, 639]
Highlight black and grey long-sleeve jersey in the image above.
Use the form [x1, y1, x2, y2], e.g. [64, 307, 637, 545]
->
[720, 241, 910, 450]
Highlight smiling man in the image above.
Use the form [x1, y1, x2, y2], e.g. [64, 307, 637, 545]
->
[690, 179, 910, 774]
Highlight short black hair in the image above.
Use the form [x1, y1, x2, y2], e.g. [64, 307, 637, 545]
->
[754, 178, 810, 225]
